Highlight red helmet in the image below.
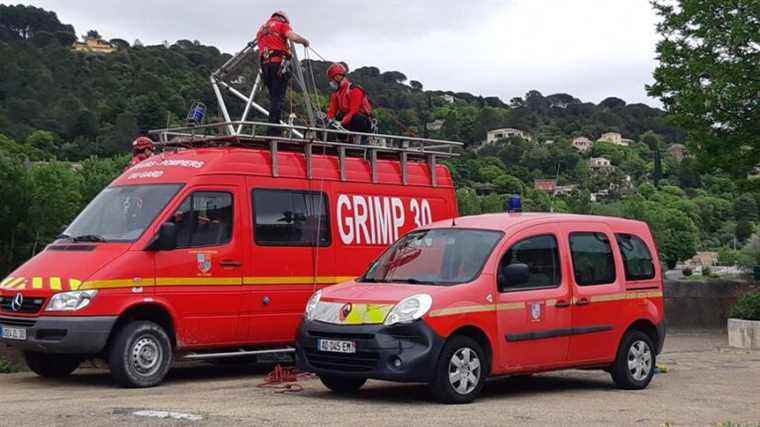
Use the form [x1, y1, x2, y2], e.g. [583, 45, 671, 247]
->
[327, 63, 348, 80]
[132, 136, 154, 151]
[272, 10, 289, 23]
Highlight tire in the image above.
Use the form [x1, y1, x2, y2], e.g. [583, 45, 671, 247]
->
[430, 336, 486, 404]
[610, 330, 656, 390]
[319, 375, 367, 393]
[107, 321, 173, 388]
[23, 352, 81, 378]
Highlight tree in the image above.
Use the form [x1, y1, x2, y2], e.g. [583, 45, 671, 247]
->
[648, 0, 760, 173]
[409, 80, 423, 91]
[85, 29, 101, 39]
[644, 207, 700, 269]
[736, 220, 753, 244]
[456, 188, 481, 216]
[734, 193, 759, 222]
[493, 175, 523, 194]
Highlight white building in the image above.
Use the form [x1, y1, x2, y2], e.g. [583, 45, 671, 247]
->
[597, 132, 629, 147]
[442, 94, 455, 104]
[426, 119, 445, 131]
[486, 128, 532, 144]
[589, 157, 614, 170]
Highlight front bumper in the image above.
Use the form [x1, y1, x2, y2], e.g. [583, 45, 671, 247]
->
[296, 319, 444, 383]
[0, 315, 117, 354]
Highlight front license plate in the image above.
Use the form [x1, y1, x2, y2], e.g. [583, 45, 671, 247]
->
[1, 326, 27, 341]
[318, 339, 356, 353]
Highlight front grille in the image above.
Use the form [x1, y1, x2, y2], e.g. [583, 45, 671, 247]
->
[0, 316, 37, 327]
[304, 348, 380, 372]
[0, 296, 46, 314]
[308, 330, 375, 340]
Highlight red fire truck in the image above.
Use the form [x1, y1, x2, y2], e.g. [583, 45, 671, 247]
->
[0, 122, 460, 387]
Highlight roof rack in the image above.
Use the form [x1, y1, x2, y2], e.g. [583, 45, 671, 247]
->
[150, 120, 463, 187]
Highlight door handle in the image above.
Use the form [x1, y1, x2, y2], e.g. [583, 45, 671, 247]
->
[575, 297, 590, 306]
[219, 259, 242, 268]
[554, 299, 571, 308]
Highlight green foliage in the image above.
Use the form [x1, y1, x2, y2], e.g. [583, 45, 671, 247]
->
[493, 175, 523, 194]
[717, 247, 742, 266]
[0, 356, 16, 374]
[648, 0, 760, 174]
[729, 293, 760, 321]
[739, 235, 760, 268]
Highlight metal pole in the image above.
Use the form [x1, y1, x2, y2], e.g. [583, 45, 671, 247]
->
[289, 42, 316, 127]
[237, 71, 262, 134]
[220, 82, 304, 138]
[210, 77, 235, 135]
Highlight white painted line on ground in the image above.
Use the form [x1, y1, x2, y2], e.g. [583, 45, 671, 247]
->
[132, 410, 203, 421]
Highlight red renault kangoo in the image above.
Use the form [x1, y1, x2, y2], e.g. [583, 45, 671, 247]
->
[297, 212, 666, 403]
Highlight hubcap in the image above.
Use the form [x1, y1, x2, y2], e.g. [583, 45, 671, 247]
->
[131, 335, 163, 377]
[627, 340, 652, 381]
[448, 347, 481, 395]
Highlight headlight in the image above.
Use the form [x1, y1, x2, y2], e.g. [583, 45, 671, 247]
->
[384, 294, 433, 326]
[304, 290, 322, 320]
[46, 290, 98, 312]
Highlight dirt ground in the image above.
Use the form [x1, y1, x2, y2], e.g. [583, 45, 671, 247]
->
[0, 331, 758, 426]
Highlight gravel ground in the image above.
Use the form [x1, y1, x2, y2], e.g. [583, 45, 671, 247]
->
[0, 331, 758, 426]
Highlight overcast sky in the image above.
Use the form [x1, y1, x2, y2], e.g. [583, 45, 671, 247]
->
[18, 0, 663, 107]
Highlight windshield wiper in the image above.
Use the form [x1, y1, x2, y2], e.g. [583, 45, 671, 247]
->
[56, 233, 72, 240]
[72, 234, 107, 243]
[359, 277, 380, 283]
[388, 278, 437, 285]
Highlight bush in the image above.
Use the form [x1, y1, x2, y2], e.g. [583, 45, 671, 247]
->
[682, 267, 693, 277]
[702, 266, 712, 277]
[730, 293, 760, 321]
[0, 356, 15, 374]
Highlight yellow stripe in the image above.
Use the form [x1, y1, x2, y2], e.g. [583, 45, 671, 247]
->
[590, 293, 627, 303]
[80, 278, 156, 290]
[156, 277, 242, 286]
[627, 290, 663, 299]
[50, 277, 62, 291]
[9, 277, 26, 289]
[1, 277, 13, 287]
[497, 302, 526, 311]
[32, 277, 43, 289]
[69, 279, 82, 290]
[429, 304, 496, 317]
[243, 276, 355, 285]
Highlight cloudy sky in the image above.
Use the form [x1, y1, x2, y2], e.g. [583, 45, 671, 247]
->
[19, 0, 663, 107]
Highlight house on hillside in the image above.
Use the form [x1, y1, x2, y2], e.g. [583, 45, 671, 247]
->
[426, 119, 445, 131]
[572, 136, 593, 153]
[442, 94, 455, 104]
[668, 144, 688, 161]
[554, 184, 577, 196]
[597, 132, 629, 147]
[534, 179, 557, 193]
[588, 157, 614, 172]
[486, 128, 532, 144]
[72, 35, 115, 54]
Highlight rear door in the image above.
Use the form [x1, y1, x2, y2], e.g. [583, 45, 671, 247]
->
[565, 224, 626, 364]
[154, 176, 247, 346]
[243, 183, 333, 344]
[496, 224, 572, 370]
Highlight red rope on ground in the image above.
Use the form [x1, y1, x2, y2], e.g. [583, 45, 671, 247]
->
[257, 365, 315, 393]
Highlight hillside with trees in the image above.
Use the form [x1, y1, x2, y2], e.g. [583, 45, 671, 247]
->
[0, 4, 758, 276]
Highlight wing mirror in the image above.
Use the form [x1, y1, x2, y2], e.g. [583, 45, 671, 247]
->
[148, 222, 178, 251]
[498, 263, 530, 292]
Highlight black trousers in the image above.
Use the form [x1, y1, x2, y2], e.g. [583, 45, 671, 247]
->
[339, 113, 373, 144]
[261, 61, 290, 136]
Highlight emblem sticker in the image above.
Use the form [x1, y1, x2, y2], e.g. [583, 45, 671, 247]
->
[196, 253, 212, 275]
[530, 302, 543, 322]
[339, 303, 353, 321]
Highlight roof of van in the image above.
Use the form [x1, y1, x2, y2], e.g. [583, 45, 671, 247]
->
[114, 147, 454, 188]
[428, 212, 650, 232]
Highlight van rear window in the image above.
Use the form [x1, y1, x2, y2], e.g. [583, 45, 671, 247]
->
[253, 189, 330, 247]
[615, 234, 655, 281]
[569, 232, 616, 286]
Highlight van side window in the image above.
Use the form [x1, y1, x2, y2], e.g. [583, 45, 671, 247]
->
[171, 192, 234, 248]
[253, 189, 330, 247]
[569, 232, 616, 286]
[499, 235, 561, 291]
[615, 233, 655, 281]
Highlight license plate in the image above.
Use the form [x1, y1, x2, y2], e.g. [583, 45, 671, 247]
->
[1, 326, 27, 341]
[318, 339, 356, 353]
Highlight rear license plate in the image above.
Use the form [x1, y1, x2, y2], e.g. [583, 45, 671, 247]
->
[1, 326, 27, 341]
[318, 339, 356, 353]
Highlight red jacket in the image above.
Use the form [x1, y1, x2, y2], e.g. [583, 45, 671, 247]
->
[256, 18, 292, 62]
[327, 79, 373, 126]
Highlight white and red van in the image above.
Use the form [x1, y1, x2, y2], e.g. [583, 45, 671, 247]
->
[0, 139, 458, 387]
[296, 212, 666, 403]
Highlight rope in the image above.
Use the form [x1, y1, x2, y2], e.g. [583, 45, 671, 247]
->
[256, 365, 315, 393]
[307, 46, 328, 62]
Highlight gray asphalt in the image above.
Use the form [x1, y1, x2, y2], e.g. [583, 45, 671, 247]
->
[0, 331, 758, 426]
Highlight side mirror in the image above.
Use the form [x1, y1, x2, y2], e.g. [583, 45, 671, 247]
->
[148, 222, 178, 251]
[498, 263, 530, 291]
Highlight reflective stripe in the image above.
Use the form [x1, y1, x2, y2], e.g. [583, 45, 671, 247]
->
[8, 277, 26, 289]
[429, 304, 496, 317]
[50, 277, 62, 291]
[1, 277, 14, 287]
[32, 277, 43, 289]
[243, 276, 355, 285]
[156, 277, 242, 286]
[69, 279, 82, 290]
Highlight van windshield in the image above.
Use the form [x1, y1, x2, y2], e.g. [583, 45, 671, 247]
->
[361, 229, 503, 286]
[62, 184, 182, 243]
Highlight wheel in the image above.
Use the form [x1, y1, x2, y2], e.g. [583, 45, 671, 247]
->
[23, 352, 81, 378]
[430, 336, 486, 404]
[610, 330, 656, 390]
[319, 375, 367, 393]
[108, 321, 173, 388]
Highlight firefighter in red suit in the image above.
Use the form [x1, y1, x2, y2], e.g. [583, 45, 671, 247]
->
[326, 63, 373, 144]
[130, 137, 154, 167]
[256, 11, 310, 136]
